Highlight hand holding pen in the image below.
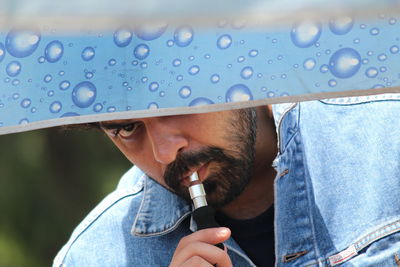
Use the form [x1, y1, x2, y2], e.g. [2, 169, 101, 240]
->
[169, 172, 232, 267]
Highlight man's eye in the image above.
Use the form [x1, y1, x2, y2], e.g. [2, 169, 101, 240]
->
[114, 123, 141, 138]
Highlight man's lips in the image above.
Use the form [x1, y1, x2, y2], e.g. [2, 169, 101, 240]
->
[180, 162, 210, 188]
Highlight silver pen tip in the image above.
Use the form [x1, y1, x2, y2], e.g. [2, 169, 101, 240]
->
[189, 172, 199, 182]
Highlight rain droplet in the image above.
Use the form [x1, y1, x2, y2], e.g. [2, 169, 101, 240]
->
[72, 81, 97, 108]
[172, 58, 182, 67]
[44, 74, 52, 83]
[377, 53, 387, 61]
[81, 47, 95, 61]
[303, 58, 316, 70]
[19, 118, 29, 125]
[0, 43, 5, 63]
[226, 84, 253, 102]
[370, 28, 380, 35]
[176, 75, 183, 81]
[59, 80, 70, 90]
[49, 101, 62, 113]
[113, 27, 132, 47]
[85, 72, 94, 79]
[149, 82, 159, 92]
[329, 16, 354, 35]
[37, 56, 44, 63]
[291, 21, 322, 48]
[179, 86, 191, 98]
[93, 103, 103, 112]
[6, 61, 21, 77]
[174, 26, 194, 47]
[240, 66, 253, 79]
[11, 79, 19, 86]
[148, 102, 159, 109]
[140, 62, 147, 69]
[5, 29, 41, 58]
[320, 64, 329, 73]
[108, 59, 117, 66]
[135, 24, 168, 41]
[210, 74, 220, 83]
[47, 90, 54, 97]
[20, 98, 31, 108]
[365, 67, 379, 78]
[189, 97, 214, 106]
[372, 84, 385, 89]
[12, 93, 20, 100]
[380, 66, 387, 72]
[328, 79, 337, 87]
[237, 56, 245, 63]
[45, 40, 64, 63]
[389, 18, 397, 25]
[166, 40, 174, 47]
[217, 34, 232, 49]
[107, 106, 116, 112]
[133, 44, 150, 60]
[390, 45, 399, 54]
[249, 49, 258, 57]
[188, 65, 200, 75]
[329, 48, 361, 78]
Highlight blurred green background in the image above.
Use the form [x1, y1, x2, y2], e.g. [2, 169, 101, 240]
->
[0, 127, 131, 267]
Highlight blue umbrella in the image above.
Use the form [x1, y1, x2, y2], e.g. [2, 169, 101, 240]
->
[0, 0, 400, 134]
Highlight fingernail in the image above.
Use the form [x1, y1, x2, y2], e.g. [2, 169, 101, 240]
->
[217, 227, 230, 237]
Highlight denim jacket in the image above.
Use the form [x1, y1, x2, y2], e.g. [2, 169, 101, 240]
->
[54, 94, 400, 267]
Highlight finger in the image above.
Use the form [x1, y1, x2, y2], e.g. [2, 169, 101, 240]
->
[180, 255, 214, 267]
[172, 241, 232, 267]
[175, 227, 231, 254]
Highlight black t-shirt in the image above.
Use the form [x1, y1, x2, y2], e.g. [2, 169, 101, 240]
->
[215, 206, 275, 267]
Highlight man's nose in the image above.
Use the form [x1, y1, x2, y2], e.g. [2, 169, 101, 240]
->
[146, 119, 189, 165]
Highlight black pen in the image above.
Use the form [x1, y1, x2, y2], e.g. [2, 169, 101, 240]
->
[188, 172, 224, 249]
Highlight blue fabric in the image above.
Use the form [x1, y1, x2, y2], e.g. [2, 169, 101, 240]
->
[53, 94, 400, 266]
[1, 14, 400, 134]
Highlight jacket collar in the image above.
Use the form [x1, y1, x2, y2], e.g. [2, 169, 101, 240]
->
[131, 175, 192, 237]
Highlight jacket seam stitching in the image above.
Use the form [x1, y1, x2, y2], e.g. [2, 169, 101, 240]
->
[322, 218, 400, 266]
[354, 218, 400, 252]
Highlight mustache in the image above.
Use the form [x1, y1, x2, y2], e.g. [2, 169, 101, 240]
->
[164, 146, 237, 190]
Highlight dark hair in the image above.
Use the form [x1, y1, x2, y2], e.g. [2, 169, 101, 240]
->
[60, 122, 101, 131]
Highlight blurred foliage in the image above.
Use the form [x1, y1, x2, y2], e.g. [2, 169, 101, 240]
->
[0, 127, 132, 267]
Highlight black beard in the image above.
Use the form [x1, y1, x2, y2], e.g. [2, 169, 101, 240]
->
[163, 108, 257, 209]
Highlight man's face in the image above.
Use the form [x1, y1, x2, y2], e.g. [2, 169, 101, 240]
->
[101, 108, 266, 208]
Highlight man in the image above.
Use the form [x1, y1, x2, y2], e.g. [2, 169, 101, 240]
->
[53, 94, 400, 266]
